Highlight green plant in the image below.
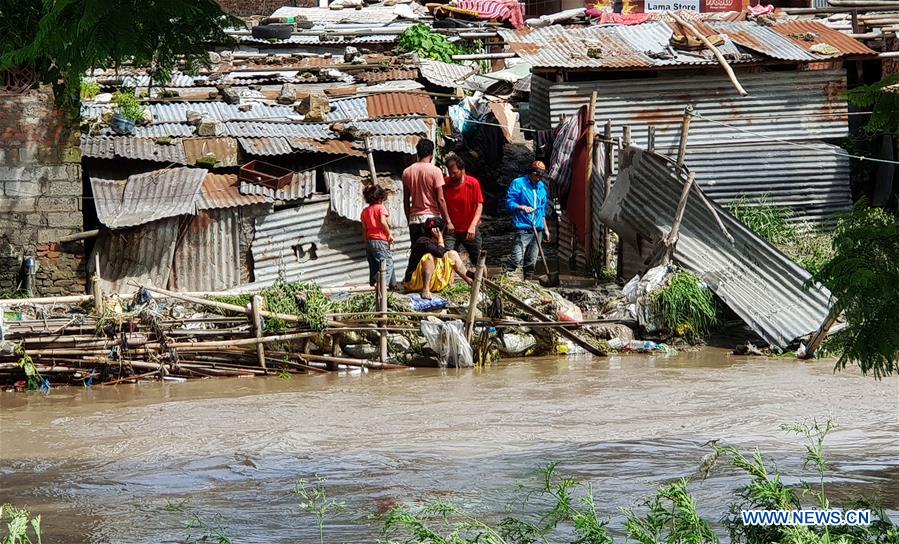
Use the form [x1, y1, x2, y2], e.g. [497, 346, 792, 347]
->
[652, 271, 717, 341]
[112, 91, 146, 122]
[16, 351, 41, 391]
[186, 512, 232, 544]
[80, 80, 100, 100]
[811, 202, 899, 378]
[0, 504, 42, 544]
[847, 74, 899, 134]
[730, 196, 798, 246]
[623, 479, 718, 544]
[397, 24, 469, 64]
[779, 230, 834, 276]
[294, 477, 347, 544]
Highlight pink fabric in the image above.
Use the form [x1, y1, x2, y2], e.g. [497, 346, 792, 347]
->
[455, 0, 525, 28]
[748, 3, 775, 16]
[590, 11, 652, 25]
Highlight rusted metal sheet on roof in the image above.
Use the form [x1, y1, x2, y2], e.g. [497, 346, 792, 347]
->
[182, 137, 239, 167]
[599, 146, 832, 349]
[270, 6, 400, 24]
[357, 69, 419, 84]
[611, 23, 748, 66]
[709, 22, 820, 61]
[90, 217, 180, 294]
[531, 69, 849, 146]
[170, 208, 242, 292]
[80, 136, 115, 159]
[418, 60, 488, 89]
[353, 134, 419, 154]
[223, 121, 335, 139]
[323, 164, 407, 228]
[251, 197, 411, 288]
[239, 170, 317, 201]
[238, 137, 294, 156]
[200, 173, 272, 210]
[113, 137, 187, 164]
[149, 102, 297, 124]
[498, 25, 652, 69]
[132, 124, 196, 137]
[288, 138, 363, 156]
[366, 92, 437, 117]
[90, 167, 208, 229]
[772, 20, 878, 57]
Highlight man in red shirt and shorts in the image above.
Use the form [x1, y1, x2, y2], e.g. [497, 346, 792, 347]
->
[442, 154, 484, 262]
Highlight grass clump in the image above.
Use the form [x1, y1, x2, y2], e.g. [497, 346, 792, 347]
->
[652, 271, 717, 342]
[80, 80, 100, 100]
[729, 195, 797, 245]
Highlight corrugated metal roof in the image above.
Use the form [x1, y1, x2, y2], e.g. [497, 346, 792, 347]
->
[599, 145, 832, 350]
[220, 70, 299, 84]
[132, 124, 197, 137]
[772, 20, 878, 57]
[352, 117, 429, 135]
[112, 137, 187, 164]
[360, 80, 425, 93]
[90, 167, 208, 229]
[612, 23, 748, 66]
[328, 96, 369, 120]
[238, 136, 295, 156]
[499, 25, 653, 69]
[80, 136, 115, 159]
[251, 198, 412, 288]
[418, 60, 483, 89]
[356, 68, 420, 84]
[353, 134, 419, 155]
[240, 34, 398, 46]
[84, 73, 208, 88]
[170, 208, 242, 292]
[708, 22, 815, 61]
[182, 137, 239, 167]
[531, 69, 849, 146]
[323, 164, 407, 227]
[200, 173, 272, 210]
[270, 6, 401, 24]
[288, 138, 363, 156]
[239, 170, 317, 201]
[366, 92, 437, 117]
[149, 102, 298, 124]
[223, 121, 335, 139]
[91, 217, 180, 294]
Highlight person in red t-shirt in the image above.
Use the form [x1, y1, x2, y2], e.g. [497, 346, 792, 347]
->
[361, 184, 395, 288]
[442, 154, 484, 262]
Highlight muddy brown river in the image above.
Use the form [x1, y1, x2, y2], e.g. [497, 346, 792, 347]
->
[1, 349, 897, 543]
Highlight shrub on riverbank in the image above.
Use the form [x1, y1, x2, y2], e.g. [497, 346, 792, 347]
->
[651, 271, 718, 342]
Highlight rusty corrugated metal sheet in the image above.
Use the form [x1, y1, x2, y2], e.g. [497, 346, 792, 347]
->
[270, 6, 400, 23]
[498, 25, 653, 69]
[90, 168, 208, 229]
[357, 69, 419, 84]
[251, 197, 411, 288]
[352, 134, 418, 155]
[182, 137, 239, 167]
[709, 22, 813, 61]
[323, 164, 407, 228]
[599, 145, 832, 350]
[80, 136, 115, 159]
[288, 138, 363, 156]
[223, 121, 334, 139]
[200, 173, 272, 210]
[238, 137, 294, 156]
[112, 137, 187, 164]
[169, 208, 242, 292]
[366, 92, 437, 117]
[90, 217, 181, 294]
[239, 170, 317, 201]
[772, 20, 878, 57]
[132, 124, 196, 137]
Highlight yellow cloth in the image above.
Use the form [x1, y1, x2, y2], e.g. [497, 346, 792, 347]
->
[404, 253, 455, 293]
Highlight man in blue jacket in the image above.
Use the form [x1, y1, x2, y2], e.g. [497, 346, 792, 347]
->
[503, 161, 551, 279]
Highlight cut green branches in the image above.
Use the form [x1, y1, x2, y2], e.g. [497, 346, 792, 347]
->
[397, 24, 470, 64]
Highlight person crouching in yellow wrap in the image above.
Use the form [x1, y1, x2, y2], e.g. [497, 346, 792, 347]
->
[403, 217, 473, 299]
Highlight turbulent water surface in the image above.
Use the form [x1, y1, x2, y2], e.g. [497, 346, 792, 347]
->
[1, 349, 897, 543]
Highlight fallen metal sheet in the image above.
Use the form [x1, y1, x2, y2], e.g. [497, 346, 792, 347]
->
[251, 198, 411, 288]
[323, 164, 407, 228]
[200, 173, 272, 210]
[599, 145, 832, 350]
[419, 60, 489, 89]
[169, 208, 242, 292]
[90, 167, 208, 229]
[90, 217, 181, 294]
[361, 80, 425, 93]
[182, 137, 239, 167]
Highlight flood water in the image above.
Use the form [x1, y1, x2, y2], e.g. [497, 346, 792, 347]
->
[1, 349, 897, 543]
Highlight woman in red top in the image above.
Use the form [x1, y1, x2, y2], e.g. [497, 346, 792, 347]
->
[361, 185, 395, 288]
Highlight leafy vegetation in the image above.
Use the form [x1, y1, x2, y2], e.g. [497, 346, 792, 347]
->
[112, 91, 146, 123]
[293, 478, 347, 544]
[811, 203, 899, 378]
[397, 24, 469, 64]
[79, 80, 100, 100]
[846, 74, 899, 134]
[0, 504, 42, 544]
[0, 0, 240, 110]
[651, 271, 717, 341]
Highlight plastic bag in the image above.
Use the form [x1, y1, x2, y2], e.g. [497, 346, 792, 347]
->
[496, 333, 537, 356]
[553, 296, 583, 322]
[419, 317, 474, 368]
[409, 294, 448, 312]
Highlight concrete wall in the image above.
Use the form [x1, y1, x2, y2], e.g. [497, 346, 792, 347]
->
[0, 85, 86, 295]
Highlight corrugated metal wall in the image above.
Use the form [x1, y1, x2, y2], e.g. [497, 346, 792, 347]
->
[90, 218, 181, 294]
[251, 198, 412, 288]
[170, 208, 242, 292]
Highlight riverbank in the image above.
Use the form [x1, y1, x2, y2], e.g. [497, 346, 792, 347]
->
[2, 351, 896, 542]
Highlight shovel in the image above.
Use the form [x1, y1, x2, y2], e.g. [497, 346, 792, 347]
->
[531, 224, 560, 287]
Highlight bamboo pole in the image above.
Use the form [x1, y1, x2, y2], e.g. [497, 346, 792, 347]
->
[584, 91, 598, 267]
[365, 136, 379, 184]
[670, 12, 748, 97]
[296, 352, 408, 370]
[602, 120, 613, 272]
[465, 251, 487, 342]
[378, 260, 388, 363]
[647, 126, 656, 152]
[676, 105, 693, 170]
[251, 295, 267, 372]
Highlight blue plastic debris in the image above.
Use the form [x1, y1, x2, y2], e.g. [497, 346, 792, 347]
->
[408, 294, 448, 312]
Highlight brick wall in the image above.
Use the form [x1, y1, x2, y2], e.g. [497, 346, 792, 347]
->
[217, 0, 314, 16]
[0, 85, 86, 296]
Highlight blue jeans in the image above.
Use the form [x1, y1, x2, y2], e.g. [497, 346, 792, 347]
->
[504, 229, 542, 275]
[366, 240, 395, 287]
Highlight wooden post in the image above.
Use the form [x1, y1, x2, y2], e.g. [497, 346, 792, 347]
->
[465, 251, 487, 342]
[670, 12, 748, 97]
[602, 120, 613, 272]
[583, 91, 598, 268]
[364, 136, 379, 185]
[622, 125, 632, 147]
[92, 252, 103, 316]
[250, 295, 267, 372]
[676, 105, 693, 169]
[647, 126, 656, 152]
[378, 259, 388, 363]
[799, 308, 840, 359]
